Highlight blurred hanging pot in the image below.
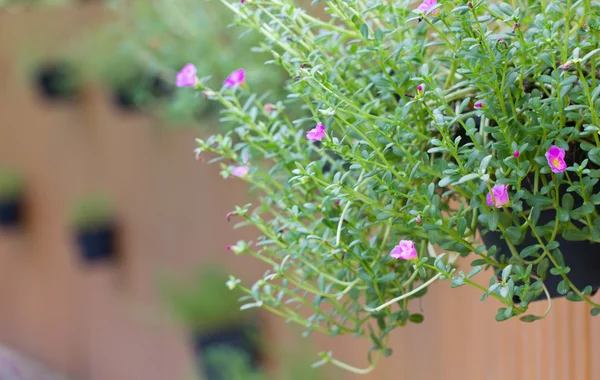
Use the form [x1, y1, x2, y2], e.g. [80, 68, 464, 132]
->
[0, 169, 25, 229]
[71, 195, 117, 264]
[34, 62, 81, 102]
[112, 72, 173, 112]
[193, 322, 261, 380]
[160, 265, 263, 380]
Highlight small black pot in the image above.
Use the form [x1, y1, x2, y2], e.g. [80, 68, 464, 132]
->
[482, 220, 600, 300]
[35, 63, 80, 102]
[481, 173, 600, 299]
[0, 198, 23, 228]
[75, 225, 116, 263]
[193, 324, 261, 380]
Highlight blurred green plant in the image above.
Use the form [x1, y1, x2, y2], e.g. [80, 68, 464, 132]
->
[70, 195, 114, 229]
[71, 0, 287, 125]
[202, 343, 329, 380]
[0, 169, 23, 201]
[160, 264, 251, 331]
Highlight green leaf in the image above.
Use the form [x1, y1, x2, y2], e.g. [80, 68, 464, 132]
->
[455, 173, 479, 185]
[527, 195, 553, 208]
[502, 265, 512, 282]
[537, 258, 549, 280]
[520, 244, 541, 259]
[562, 228, 589, 241]
[519, 315, 540, 322]
[457, 217, 467, 237]
[374, 29, 383, 41]
[377, 272, 397, 283]
[591, 308, 600, 316]
[451, 276, 465, 288]
[360, 24, 369, 39]
[504, 226, 522, 242]
[480, 155, 493, 172]
[467, 266, 482, 278]
[489, 210, 499, 231]
[557, 280, 570, 295]
[588, 148, 600, 166]
[562, 193, 575, 210]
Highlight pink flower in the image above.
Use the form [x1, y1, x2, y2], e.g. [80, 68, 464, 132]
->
[231, 165, 249, 177]
[264, 103, 276, 113]
[513, 150, 520, 158]
[474, 102, 483, 108]
[545, 145, 567, 173]
[306, 123, 326, 141]
[417, 84, 424, 92]
[176, 64, 198, 87]
[390, 240, 418, 260]
[224, 69, 245, 88]
[225, 245, 231, 251]
[417, 0, 438, 15]
[486, 184, 509, 208]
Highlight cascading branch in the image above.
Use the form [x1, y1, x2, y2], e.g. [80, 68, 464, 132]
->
[180, 0, 600, 373]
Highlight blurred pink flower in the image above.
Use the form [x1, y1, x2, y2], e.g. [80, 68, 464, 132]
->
[513, 150, 520, 158]
[418, 0, 438, 15]
[417, 84, 424, 92]
[390, 240, 418, 260]
[486, 184, 509, 208]
[231, 165, 249, 177]
[176, 64, 198, 87]
[264, 103, 276, 113]
[224, 69, 246, 88]
[545, 145, 567, 173]
[306, 123, 326, 141]
[474, 102, 483, 108]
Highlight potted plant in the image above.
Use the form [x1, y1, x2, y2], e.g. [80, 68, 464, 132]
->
[169, 0, 600, 373]
[71, 195, 117, 264]
[0, 169, 25, 229]
[161, 265, 262, 380]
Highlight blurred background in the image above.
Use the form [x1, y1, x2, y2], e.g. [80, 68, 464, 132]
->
[0, 1, 599, 379]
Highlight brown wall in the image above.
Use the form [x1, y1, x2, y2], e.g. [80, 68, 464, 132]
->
[0, 4, 599, 380]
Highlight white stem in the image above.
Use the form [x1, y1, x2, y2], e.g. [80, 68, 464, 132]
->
[364, 272, 443, 312]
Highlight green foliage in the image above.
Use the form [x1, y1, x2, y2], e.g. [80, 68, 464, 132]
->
[0, 169, 23, 200]
[71, 0, 287, 125]
[202, 344, 329, 380]
[161, 264, 249, 331]
[172, 0, 600, 372]
[71, 195, 113, 229]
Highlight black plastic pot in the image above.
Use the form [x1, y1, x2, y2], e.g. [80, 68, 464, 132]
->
[193, 324, 261, 380]
[75, 225, 116, 263]
[35, 63, 80, 102]
[481, 174, 600, 300]
[0, 198, 23, 228]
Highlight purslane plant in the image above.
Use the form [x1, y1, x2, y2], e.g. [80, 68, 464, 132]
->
[183, 0, 599, 373]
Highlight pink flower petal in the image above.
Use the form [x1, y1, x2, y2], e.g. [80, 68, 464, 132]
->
[176, 64, 198, 88]
[231, 165, 249, 177]
[224, 69, 246, 88]
[306, 123, 326, 141]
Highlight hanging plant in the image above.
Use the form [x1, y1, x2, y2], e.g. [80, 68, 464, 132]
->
[170, 0, 600, 373]
[71, 195, 117, 264]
